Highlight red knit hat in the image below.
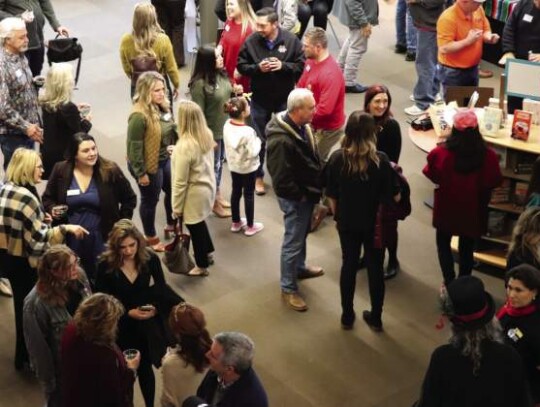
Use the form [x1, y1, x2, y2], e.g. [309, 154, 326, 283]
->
[453, 109, 478, 131]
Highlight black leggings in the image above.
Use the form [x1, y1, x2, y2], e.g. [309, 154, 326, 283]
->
[231, 171, 256, 227]
[0, 252, 37, 369]
[297, 0, 334, 38]
[435, 229, 475, 285]
[186, 221, 215, 268]
[338, 228, 385, 323]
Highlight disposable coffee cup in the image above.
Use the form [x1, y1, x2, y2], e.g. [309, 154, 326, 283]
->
[123, 349, 139, 361]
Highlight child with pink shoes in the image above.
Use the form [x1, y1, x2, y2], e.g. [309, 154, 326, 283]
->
[223, 97, 264, 236]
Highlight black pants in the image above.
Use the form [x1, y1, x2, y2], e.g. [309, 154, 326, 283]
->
[186, 221, 214, 268]
[338, 228, 385, 323]
[153, 0, 187, 66]
[231, 171, 256, 227]
[297, 0, 334, 38]
[25, 46, 45, 76]
[0, 252, 38, 369]
[435, 229, 475, 285]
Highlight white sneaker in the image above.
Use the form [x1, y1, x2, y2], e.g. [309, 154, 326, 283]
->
[0, 278, 13, 297]
[404, 104, 426, 116]
[244, 222, 264, 236]
[230, 218, 247, 233]
[409, 94, 415, 102]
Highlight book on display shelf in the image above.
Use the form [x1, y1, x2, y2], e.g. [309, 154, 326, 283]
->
[511, 110, 533, 141]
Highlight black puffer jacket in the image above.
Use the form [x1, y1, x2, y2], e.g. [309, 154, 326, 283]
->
[266, 112, 322, 203]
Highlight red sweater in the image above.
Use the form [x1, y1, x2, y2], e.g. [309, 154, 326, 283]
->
[297, 55, 345, 131]
[219, 18, 253, 93]
[423, 146, 502, 237]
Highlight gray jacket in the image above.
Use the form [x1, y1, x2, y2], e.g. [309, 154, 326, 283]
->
[23, 277, 91, 394]
[0, 0, 61, 49]
[408, 0, 445, 31]
[333, 0, 378, 29]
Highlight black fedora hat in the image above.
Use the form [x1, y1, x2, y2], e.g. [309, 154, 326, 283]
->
[445, 276, 496, 330]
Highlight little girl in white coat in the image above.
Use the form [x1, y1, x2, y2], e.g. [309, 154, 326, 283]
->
[223, 97, 263, 236]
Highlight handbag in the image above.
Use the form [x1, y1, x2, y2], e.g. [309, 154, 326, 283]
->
[164, 218, 195, 275]
[47, 35, 83, 84]
[130, 55, 158, 87]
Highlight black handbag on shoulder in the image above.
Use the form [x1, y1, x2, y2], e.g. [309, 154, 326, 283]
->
[46, 35, 83, 84]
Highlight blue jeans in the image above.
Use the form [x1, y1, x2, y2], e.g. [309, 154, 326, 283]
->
[439, 65, 479, 98]
[250, 100, 287, 178]
[0, 133, 34, 170]
[413, 30, 440, 110]
[214, 139, 224, 189]
[277, 198, 314, 293]
[396, 0, 417, 52]
[129, 159, 172, 237]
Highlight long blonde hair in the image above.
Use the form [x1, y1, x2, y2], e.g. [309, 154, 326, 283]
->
[132, 72, 169, 140]
[132, 2, 163, 59]
[176, 100, 214, 154]
[342, 111, 380, 178]
[39, 63, 74, 111]
[226, 0, 256, 36]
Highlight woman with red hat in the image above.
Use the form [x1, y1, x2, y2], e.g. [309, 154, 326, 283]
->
[423, 109, 502, 286]
[416, 275, 532, 407]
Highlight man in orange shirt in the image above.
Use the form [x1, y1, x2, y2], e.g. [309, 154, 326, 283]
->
[436, 0, 499, 95]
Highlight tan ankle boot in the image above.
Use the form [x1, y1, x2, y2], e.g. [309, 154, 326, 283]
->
[213, 200, 232, 218]
[216, 190, 231, 208]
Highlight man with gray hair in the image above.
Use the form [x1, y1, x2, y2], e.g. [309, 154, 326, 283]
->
[193, 332, 268, 407]
[266, 88, 323, 312]
[0, 17, 43, 169]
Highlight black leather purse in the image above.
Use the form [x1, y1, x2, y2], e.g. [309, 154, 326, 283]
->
[47, 35, 83, 84]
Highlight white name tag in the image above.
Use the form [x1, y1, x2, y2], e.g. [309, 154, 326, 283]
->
[67, 189, 80, 196]
[523, 14, 533, 22]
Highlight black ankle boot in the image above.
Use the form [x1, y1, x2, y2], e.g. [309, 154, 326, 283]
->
[384, 260, 400, 280]
[341, 311, 356, 330]
[362, 310, 383, 332]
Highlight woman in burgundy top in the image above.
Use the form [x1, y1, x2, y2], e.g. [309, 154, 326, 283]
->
[423, 110, 502, 286]
[218, 0, 256, 93]
[61, 293, 140, 407]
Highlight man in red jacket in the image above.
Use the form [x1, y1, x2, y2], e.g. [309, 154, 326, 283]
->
[297, 27, 345, 163]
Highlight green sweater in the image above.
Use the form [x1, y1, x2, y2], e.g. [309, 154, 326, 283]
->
[127, 112, 177, 177]
[190, 75, 232, 140]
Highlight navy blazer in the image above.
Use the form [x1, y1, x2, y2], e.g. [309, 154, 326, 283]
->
[196, 368, 268, 407]
[42, 160, 137, 239]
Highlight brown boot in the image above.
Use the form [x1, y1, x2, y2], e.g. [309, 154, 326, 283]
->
[216, 190, 231, 208]
[213, 200, 232, 218]
[281, 291, 308, 311]
[255, 177, 266, 195]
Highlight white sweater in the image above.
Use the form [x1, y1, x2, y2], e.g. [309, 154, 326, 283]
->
[223, 120, 261, 174]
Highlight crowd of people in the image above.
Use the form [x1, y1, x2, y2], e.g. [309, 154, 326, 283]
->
[0, 0, 539, 405]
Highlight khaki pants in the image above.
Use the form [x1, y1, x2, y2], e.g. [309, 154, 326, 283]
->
[314, 127, 345, 163]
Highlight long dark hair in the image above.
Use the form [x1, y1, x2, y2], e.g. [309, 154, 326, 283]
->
[363, 84, 393, 126]
[66, 133, 117, 183]
[188, 44, 227, 91]
[342, 111, 380, 178]
[445, 126, 487, 173]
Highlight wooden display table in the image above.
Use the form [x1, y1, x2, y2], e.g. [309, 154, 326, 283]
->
[410, 119, 540, 269]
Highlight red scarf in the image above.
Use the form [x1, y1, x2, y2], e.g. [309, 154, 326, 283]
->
[496, 302, 537, 319]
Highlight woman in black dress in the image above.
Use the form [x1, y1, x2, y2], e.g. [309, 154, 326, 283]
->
[326, 111, 398, 331]
[96, 219, 177, 407]
[39, 63, 92, 179]
[497, 264, 540, 405]
[364, 85, 403, 278]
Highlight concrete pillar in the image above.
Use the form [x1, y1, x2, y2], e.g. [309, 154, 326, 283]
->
[200, 0, 218, 45]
